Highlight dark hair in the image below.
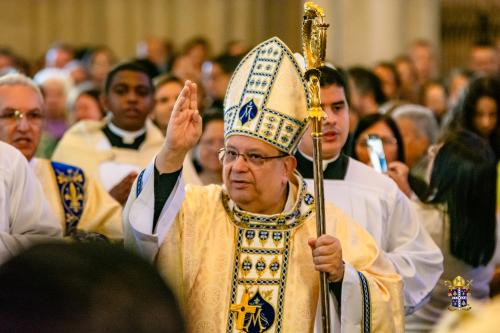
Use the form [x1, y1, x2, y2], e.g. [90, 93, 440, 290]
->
[153, 74, 183, 90]
[224, 40, 249, 56]
[0, 47, 15, 58]
[0, 243, 185, 333]
[0, 48, 22, 74]
[394, 54, 416, 75]
[350, 113, 405, 162]
[182, 36, 210, 55]
[104, 61, 154, 94]
[74, 85, 106, 118]
[348, 66, 387, 105]
[394, 55, 418, 89]
[212, 54, 243, 75]
[374, 61, 401, 91]
[192, 108, 224, 173]
[80, 86, 101, 101]
[201, 107, 224, 132]
[426, 130, 497, 267]
[318, 65, 351, 104]
[460, 76, 500, 159]
[82, 46, 116, 67]
[471, 41, 497, 51]
[133, 59, 160, 80]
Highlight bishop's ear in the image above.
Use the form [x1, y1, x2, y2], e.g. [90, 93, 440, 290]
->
[283, 155, 297, 181]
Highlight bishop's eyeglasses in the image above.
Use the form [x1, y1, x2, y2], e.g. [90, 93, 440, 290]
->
[218, 148, 287, 167]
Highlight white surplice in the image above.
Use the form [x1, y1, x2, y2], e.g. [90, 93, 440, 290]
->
[0, 142, 62, 265]
[303, 156, 444, 314]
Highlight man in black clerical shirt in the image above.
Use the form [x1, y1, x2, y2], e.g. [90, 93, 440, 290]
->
[295, 65, 443, 315]
[296, 66, 351, 180]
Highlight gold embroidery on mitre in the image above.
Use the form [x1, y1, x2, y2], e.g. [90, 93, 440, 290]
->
[223, 37, 310, 155]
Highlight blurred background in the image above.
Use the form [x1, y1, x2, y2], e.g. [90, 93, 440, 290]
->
[0, 0, 498, 76]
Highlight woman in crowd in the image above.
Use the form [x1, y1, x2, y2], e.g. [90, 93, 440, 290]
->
[350, 113, 424, 197]
[82, 46, 117, 89]
[67, 83, 106, 123]
[151, 74, 183, 135]
[191, 110, 224, 185]
[458, 76, 500, 160]
[394, 55, 419, 103]
[352, 113, 405, 164]
[420, 80, 448, 126]
[373, 61, 402, 113]
[406, 130, 498, 332]
[33, 67, 74, 158]
[391, 104, 440, 180]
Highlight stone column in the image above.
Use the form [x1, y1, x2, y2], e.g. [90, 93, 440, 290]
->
[307, 0, 440, 68]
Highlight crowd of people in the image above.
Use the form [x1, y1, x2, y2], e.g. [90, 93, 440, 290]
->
[0, 33, 500, 332]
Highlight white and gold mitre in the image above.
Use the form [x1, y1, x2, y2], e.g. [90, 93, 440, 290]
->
[223, 37, 310, 154]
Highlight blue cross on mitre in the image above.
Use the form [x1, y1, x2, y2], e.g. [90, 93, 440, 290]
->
[239, 99, 258, 125]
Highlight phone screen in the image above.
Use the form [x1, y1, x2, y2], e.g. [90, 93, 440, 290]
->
[366, 134, 388, 173]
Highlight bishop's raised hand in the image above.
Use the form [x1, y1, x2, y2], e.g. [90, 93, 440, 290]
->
[156, 81, 202, 173]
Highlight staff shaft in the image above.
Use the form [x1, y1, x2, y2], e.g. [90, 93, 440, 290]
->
[311, 117, 331, 333]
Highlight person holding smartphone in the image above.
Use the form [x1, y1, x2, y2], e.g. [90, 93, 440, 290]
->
[296, 65, 443, 315]
[351, 113, 421, 198]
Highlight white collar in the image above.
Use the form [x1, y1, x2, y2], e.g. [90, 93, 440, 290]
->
[297, 148, 339, 171]
[108, 121, 147, 144]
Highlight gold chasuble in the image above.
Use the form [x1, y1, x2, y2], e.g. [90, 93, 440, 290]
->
[52, 118, 164, 191]
[32, 158, 123, 239]
[125, 36, 404, 333]
[156, 172, 403, 332]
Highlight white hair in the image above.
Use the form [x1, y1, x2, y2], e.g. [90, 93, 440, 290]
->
[392, 104, 439, 144]
[33, 68, 74, 96]
[0, 73, 44, 105]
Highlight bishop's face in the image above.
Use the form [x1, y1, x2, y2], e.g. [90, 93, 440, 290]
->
[222, 135, 296, 215]
[0, 84, 44, 161]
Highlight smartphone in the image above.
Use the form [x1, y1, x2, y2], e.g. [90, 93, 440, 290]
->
[366, 134, 388, 173]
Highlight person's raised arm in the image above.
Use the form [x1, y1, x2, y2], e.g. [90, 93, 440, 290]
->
[123, 81, 203, 261]
[155, 80, 202, 174]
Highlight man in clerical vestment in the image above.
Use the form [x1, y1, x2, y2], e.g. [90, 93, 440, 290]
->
[0, 73, 122, 240]
[0, 142, 61, 264]
[124, 37, 404, 332]
[295, 65, 443, 315]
